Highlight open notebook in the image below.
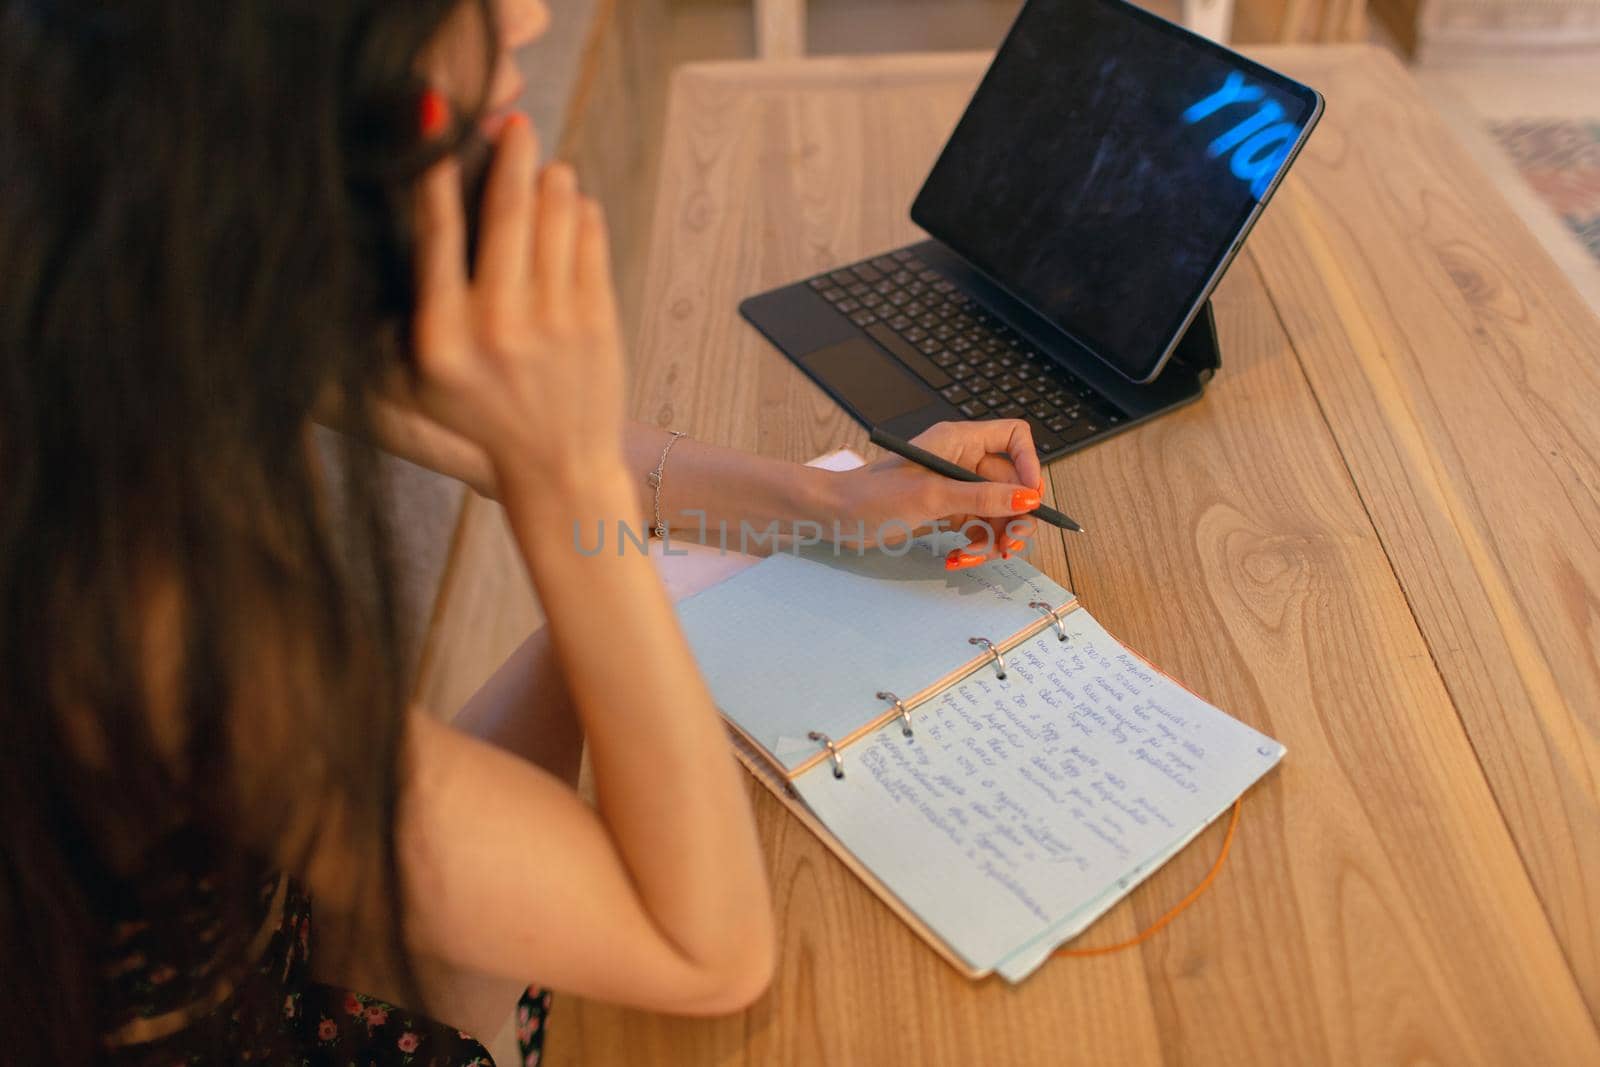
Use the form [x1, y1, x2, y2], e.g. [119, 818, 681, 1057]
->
[672, 461, 1284, 982]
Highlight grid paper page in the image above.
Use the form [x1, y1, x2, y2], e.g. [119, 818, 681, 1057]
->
[674, 535, 1071, 772]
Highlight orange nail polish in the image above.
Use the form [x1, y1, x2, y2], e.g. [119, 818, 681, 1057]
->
[1011, 488, 1041, 511]
[419, 89, 449, 136]
[1006, 538, 1026, 553]
[945, 551, 986, 571]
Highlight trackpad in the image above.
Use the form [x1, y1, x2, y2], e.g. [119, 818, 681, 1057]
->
[801, 338, 932, 424]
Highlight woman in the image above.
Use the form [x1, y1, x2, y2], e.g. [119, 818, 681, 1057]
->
[0, 0, 1044, 1063]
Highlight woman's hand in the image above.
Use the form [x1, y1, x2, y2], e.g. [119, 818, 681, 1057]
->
[409, 114, 626, 501]
[827, 419, 1045, 568]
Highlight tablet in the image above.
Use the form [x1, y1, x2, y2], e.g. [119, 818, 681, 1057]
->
[910, 0, 1324, 383]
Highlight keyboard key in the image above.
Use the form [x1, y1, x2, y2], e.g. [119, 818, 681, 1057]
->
[829, 270, 856, 287]
[808, 277, 829, 290]
[994, 404, 1026, 420]
[888, 314, 913, 330]
[820, 287, 845, 303]
[904, 281, 927, 296]
[933, 280, 955, 293]
[1012, 388, 1037, 406]
[918, 268, 941, 283]
[836, 299, 860, 313]
[980, 390, 1007, 408]
[930, 349, 959, 367]
[850, 310, 878, 327]
[861, 292, 884, 308]
[994, 374, 1020, 392]
[1026, 421, 1064, 454]
[891, 269, 914, 284]
[1045, 413, 1073, 433]
[855, 264, 883, 283]
[934, 324, 956, 340]
[916, 338, 944, 355]
[892, 249, 914, 262]
[904, 326, 928, 342]
[864, 323, 951, 389]
[917, 313, 940, 329]
[958, 400, 988, 418]
[978, 360, 1003, 378]
[848, 281, 871, 296]
[1028, 401, 1056, 421]
[1015, 367, 1037, 382]
[1058, 422, 1098, 445]
[940, 383, 972, 404]
[949, 361, 977, 380]
[872, 256, 898, 272]
[904, 302, 926, 317]
[887, 291, 910, 307]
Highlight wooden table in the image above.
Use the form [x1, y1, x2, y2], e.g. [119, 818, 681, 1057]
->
[753, 0, 1240, 55]
[544, 45, 1600, 1065]
[750, 0, 1372, 57]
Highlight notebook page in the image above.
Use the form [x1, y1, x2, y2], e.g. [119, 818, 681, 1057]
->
[674, 536, 1072, 773]
[993, 800, 1224, 981]
[789, 608, 1284, 978]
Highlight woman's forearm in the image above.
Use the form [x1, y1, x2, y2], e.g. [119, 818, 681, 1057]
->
[623, 423, 840, 545]
[354, 395, 842, 541]
[498, 465, 773, 988]
[367, 393, 499, 498]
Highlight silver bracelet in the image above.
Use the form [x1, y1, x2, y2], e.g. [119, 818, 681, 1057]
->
[646, 430, 687, 539]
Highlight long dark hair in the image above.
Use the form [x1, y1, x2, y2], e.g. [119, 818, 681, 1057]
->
[0, 1, 493, 1061]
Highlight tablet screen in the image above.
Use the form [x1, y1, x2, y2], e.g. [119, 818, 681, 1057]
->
[911, 0, 1321, 383]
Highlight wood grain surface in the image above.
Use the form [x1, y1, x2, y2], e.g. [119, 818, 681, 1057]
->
[539, 47, 1600, 1065]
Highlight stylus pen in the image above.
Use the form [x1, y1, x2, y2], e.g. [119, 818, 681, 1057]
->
[868, 428, 1085, 534]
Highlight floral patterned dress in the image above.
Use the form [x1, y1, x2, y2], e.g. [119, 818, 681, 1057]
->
[102, 866, 550, 1067]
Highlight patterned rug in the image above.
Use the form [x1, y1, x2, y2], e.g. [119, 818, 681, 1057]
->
[1489, 119, 1600, 266]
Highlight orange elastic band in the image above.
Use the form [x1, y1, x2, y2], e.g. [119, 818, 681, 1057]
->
[1055, 795, 1243, 959]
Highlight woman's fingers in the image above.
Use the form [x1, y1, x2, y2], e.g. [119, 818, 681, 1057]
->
[944, 451, 1039, 558]
[575, 198, 618, 323]
[981, 420, 1042, 494]
[415, 155, 469, 314]
[413, 154, 471, 376]
[476, 114, 539, 289]
[533, 162, 582, 311]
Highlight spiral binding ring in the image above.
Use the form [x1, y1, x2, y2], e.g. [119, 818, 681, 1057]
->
[808, 731, 845, 778]
[969, 636, 1007, 680]
[876, 691, 914, 737]
[1030, 600, 1070, 641]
